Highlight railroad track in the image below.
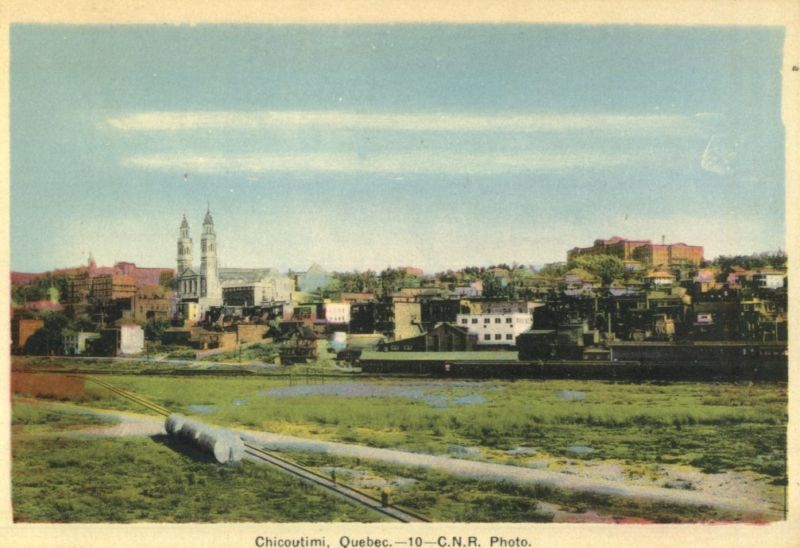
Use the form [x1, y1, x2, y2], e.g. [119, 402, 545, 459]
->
[243, 442, 428, 523]
[73, 374, 428, 522]
[79, 375, 171, 416]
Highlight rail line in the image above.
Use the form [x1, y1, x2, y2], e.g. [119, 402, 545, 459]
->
[242, 442, 428, 523]
[72, 374, 428, 522]
[79, 375, 171, 416]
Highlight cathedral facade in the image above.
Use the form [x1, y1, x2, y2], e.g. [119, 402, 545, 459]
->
[174, 208, 296, 324]
[175, 209, 222, 323]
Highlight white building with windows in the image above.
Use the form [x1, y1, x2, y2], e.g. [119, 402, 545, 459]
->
[324, 302, 351, 325]
[455, 310, 533, 347]
[222, 276, 295, 307]
[63, 331, 101, 355]
[751, 270, 786, 290]
[119, 323, 145, 355]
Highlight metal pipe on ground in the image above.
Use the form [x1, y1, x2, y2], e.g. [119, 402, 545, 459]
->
[164, 414, 245, 465]
[198, 429, 233, 464]
[165, 413, 186, 435]
[179, 418, 206, 442]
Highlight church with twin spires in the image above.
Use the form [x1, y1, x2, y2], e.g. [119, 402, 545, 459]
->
[174, 208, 297, 324]
[175, 208, 223, 322]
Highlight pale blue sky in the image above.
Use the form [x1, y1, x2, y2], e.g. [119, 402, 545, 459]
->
[11, 25, 785, 273]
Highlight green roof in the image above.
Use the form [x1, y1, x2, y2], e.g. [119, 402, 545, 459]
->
[361, 350, 518, 361]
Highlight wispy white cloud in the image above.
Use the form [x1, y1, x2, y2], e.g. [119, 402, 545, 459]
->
[124, 151, 640, 175]
[107, 110, 695, 134]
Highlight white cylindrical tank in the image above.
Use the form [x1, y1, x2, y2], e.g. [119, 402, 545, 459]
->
[331, 331, 347, 352]
[198, 428, 232, 464]
[179, 418, 205, 441]
[165, 414, 186, 435]
[165, 414, 244, 465]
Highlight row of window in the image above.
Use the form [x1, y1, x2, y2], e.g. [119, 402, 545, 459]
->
[484, 333, 514, 341]
[461, 317, 516, 325]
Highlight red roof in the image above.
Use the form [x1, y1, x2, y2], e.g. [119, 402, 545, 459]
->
[10, 272, 43, 286]
[23, 300, 64, 312]
[14, 261, 173, 289]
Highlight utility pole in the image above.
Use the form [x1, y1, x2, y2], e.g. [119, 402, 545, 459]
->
[236, 330, 241, 363]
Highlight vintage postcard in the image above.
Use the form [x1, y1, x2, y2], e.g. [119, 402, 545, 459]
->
[1, 1, 798, 546]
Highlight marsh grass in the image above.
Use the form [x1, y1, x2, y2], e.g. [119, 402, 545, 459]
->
[280, 450, 744, 523]
[50, 374, 787, 480]
[12, 400, 114, 433]
[12, 435, 385, 522]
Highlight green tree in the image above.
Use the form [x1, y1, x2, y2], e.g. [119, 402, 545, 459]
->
[567, 255, 625, 286]
[537, 262, 569, 278]
[331, 270, 379, 294]
[12, 274, 69, 305]
[23, 311, 73, 355]
[321, 277, 342, 299]
[379, 268, 418, 295]
[480, 272, 508, 299]
[713, 251, 787, 271]
[144, 319, 171, 341]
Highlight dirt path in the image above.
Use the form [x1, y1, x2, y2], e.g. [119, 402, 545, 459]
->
[15, 397, 166, 438]
[238, 428, 780, 520]
[28, 401, 781, 520]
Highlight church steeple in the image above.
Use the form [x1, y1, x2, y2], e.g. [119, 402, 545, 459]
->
[200, 207, 220, 300]
[177, 214, 193, 275]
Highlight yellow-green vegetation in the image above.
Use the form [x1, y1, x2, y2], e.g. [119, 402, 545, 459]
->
[198, 341, 280, 363]
[12, 400, 114, 433]
[13, 434, 385, 523]
[78, 375, 787, 482]
[12, 375, 785, 523]
[12, 355, 184, 375]
[281, 451, 744, 523]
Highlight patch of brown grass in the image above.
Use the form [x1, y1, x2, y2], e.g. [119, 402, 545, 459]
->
[11, 373, 88, 400]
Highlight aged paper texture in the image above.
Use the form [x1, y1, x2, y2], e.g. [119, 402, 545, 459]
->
[1, 1, 798, 546]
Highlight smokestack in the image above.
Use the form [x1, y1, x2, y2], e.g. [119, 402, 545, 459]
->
[661, 234, 665, 245]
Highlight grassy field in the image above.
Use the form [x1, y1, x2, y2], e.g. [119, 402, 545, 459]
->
[16, 372, 786, 480]
[11, 399, 748, 523]
[11, 400, 385, 523]
[280, 450, 745, 523]
[11, 371, 787, 522]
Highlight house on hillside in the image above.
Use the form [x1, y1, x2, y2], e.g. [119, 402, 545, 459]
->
[644, 270, 676, 289]
[63, 331, 101, 355]
[564, 268, 600, 296]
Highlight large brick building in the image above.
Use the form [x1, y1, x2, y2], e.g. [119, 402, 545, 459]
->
[66, 273, 137, 316]
[132, 284, 173, 322]
[11, 317, 44, 353]
[568, 236, 703, 267]
[15, 256, 173, 291]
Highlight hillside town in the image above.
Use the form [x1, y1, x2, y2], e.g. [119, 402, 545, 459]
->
[11, 209, 788, 368]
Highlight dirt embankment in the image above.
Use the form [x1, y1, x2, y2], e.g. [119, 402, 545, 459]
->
[12, 372, 90, 400]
